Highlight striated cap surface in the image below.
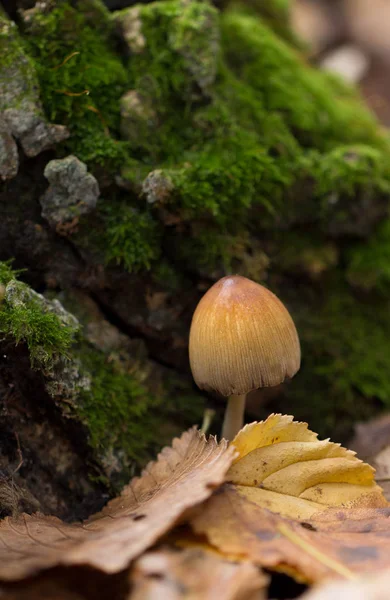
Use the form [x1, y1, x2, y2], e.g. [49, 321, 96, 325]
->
[189, 276, 300, 396]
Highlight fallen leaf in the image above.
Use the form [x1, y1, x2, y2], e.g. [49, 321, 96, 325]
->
[228, 414, 386, 519]
[301, 568, 390, 600]
[191, 486, 390, 583]
[0, 428, 235, 581]
[130, 547, 267, 600]
[189, 415, 389, 583]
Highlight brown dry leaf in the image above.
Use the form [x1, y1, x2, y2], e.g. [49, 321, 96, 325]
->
[130, 547, 267, 600]
[0, 428, 235, 581]
[189, 415, 390, 583]
[191, 485, 390, 583]
[228, 414, 386, 519]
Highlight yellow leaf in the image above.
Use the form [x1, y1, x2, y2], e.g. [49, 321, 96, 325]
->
[189, 415, 390, 583]
[228, 414, 386, 517]
[231, 414, 318, 461]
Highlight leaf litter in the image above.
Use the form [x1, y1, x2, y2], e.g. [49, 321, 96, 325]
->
[190, 414, 390, 583]
[2, 414, 390, 598]
[0, 427, 235, 580]
[130, 546, 268, 600]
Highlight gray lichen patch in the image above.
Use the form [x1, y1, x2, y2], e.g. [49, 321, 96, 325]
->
[4, 109, 69, 158]
[142, 169, 174, 204]
[41, 156, 100, 234]
[0, 12, 68, 164]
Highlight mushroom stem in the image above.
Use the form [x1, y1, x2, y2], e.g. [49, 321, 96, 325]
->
[221, 394, 246, 440]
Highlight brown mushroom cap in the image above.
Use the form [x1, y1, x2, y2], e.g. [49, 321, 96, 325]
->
[189, 275, 300, 396]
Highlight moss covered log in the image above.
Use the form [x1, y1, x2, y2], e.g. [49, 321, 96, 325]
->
[2, 0, 390, 514]
[0, 262, 202, 516]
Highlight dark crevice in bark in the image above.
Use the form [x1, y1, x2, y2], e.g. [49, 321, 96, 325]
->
[0, 342, 107, 521]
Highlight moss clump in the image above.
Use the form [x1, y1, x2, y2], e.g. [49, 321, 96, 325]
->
[115, 1, 390, 244]
[0, 305, 74, 367]
[102, 203, 161, 273]
[0, 263, 76, 367]
[0, 261, 21, 286]
[0, 14, 38, 111]
[16, 0, 390, 270]
[76, 347, 163, 473]
[76, 345, 204, 486]
[124, 0, 219, 100]
[22, 0, 129, 168]
[229, 0, 301, 47]
[222, 10, 383, 151]
[73, 342, 204, 487]
[74, 198, 161, 274]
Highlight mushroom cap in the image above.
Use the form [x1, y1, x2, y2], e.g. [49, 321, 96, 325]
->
[189, 275, 300, 396]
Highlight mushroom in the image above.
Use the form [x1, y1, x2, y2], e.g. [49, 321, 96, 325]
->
[189, 275, 300, 440]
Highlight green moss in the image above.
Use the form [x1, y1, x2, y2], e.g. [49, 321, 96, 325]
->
[74, 343, 204, 487]
[102, 203, 161, 273]
[22, 0, 129, 168]
[0, 303, 74, 367]
[222, 10, 383, 151]
[347, 220, 390, 291]
[12, 0, 390, 252]
[113, 1, 390, 243]
[125, 0, 219, 99]
[263, 276, 389, 441]
[312, 145, 390, 219]
[19, 0, 387, 245]
[228, 0, 302, 47]
[0, 264, 76, 367]
[0, 14, 39, 111]
[168, 131, 282, 224]
[0, 261, 22, 286]
[76, 347, 162, 469]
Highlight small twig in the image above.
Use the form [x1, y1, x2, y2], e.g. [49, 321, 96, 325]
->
[12, 432, 23, 475]
[55, 89, 90, 97]
[52, 51, 80, 70]
[277, 523, 356, 580]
